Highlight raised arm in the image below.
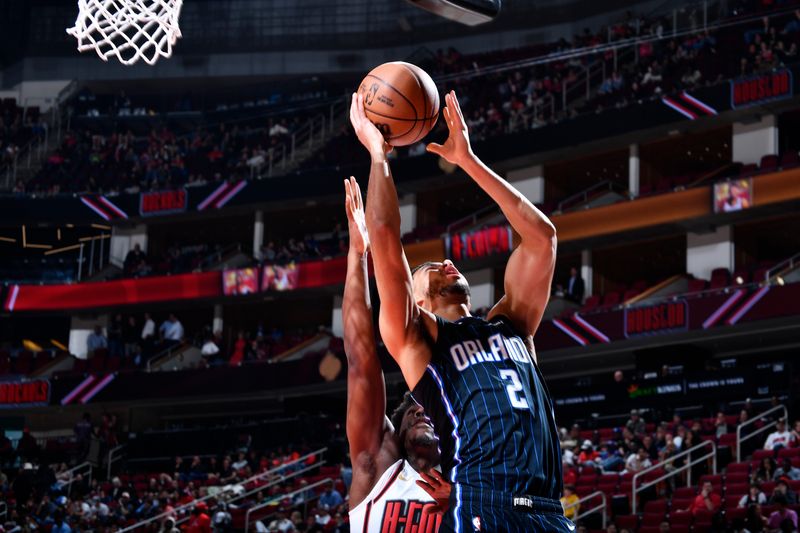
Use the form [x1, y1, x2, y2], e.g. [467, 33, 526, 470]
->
[342, 177, 393, 507]
[349, 93, 432, 389]
[428, 91, 557, 338]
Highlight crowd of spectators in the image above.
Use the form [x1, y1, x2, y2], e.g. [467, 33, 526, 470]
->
[9, 0, 800, 200]
[559, 389, 800, 533]
[1, 429, 349, 533]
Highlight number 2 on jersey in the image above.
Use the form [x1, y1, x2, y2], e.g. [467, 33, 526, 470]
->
[499, 368, 529, 409]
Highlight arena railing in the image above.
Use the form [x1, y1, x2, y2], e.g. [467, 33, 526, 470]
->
[765, 252, 800, 283]
[0, 501, 7, 521]
[736, 404, 788, 462]
[631, 440, 716, 514]
[244, 477, 334, 532]
[107, 444, 126, 479]
[563, 490, 607, 529]
[118, 447, 327, 532]
[61, 461, 93, 497]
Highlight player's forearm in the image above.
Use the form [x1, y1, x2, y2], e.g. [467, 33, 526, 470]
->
[460, 153, 556, 245]
[342, 250, 376, 368]
[365, 155, 402, 238]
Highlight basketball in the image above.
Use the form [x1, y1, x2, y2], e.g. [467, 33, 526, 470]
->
[357, 61, 440, 147]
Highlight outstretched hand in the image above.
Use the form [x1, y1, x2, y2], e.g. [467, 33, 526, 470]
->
[427, 90, 473, 166]
[415, 469, 451, 514]
[344, 176, 369, 256]
[349, 92, 392, 160]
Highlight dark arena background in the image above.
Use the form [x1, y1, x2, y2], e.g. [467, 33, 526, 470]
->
[1, 0, 800, 531]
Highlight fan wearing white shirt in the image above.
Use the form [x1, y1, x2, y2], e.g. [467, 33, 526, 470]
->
[764, 419, 795, 451]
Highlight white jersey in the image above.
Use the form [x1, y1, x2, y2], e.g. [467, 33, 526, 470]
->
[349, 459, 442, 533]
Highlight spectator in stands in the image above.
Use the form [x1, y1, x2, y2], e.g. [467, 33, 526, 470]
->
[641, 434, 658, 460]
[318, 480, 343, 511]
[764, 419, 795, 451]
[86, 325, 108, 357]
[159, 313, 184, 345]
[124, 244, 147, 274]
[16, 428, 39, 462]
[563, 266, 585, 304]
[561, 484, 579, 520]
[626, 409, 647, 436]
[200, 335, 221, 360]
[578, 440, 600, 468]
[0, 428, 13, 466]
[769, 479, 798, 506]
[161, 517, 181, 533]
[744, 502, 768, 532]
[123, 315, 140, 358]
[186, 502, 212, 533]
[739, 483, 768, 508]
[766, 493, 797, 532]
[259, 509, 292, 532]
[753, 457, 778, 484]
[74, 412, 92, 458]
[688, 481, 721, 515]
[108, 313, 124, 358]
[624, 446, 653, 474]
[774, 458, 800, 481]
[714, 411, 729, 439]
[658, 522, 670, 533]
[141, 312, 156, 357]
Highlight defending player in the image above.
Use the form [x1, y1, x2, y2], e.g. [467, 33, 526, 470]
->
[342, 176, 451, 533]
[350, 91, 572, 532]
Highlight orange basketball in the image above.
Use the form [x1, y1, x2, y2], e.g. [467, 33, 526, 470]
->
[357, 62, 440, 147]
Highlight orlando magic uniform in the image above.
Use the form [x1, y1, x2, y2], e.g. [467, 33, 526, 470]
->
[412, 315, 572, 533]
[349, 459, 442, 533]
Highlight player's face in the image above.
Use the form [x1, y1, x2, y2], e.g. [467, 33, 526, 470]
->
[412, 260, 470, 308]
[401, 403, 439, 449]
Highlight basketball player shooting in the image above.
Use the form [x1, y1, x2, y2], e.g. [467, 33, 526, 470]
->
[350, 90, 573, 532]
[342, 176, 451, 532]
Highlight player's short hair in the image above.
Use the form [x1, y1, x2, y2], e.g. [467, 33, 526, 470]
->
[411, 261, 437, 277]
[390, 391, 417, 436]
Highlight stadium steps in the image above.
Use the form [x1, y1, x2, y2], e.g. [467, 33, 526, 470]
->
[147, 344, 202, 372]
[9, 81, 81, 187]
[262, 97, 349, 177]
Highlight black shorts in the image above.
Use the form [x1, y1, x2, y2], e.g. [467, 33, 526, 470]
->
[441, 487, 575, 533]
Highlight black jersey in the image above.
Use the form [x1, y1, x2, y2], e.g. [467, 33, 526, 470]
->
[412, 314, 563, 503]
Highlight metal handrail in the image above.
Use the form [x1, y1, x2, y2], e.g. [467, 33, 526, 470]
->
[444, 204, 501, 234]
[557, 180, 627, 212]
[175, 462, 323, 529]
[194, 242, 243, 272]
[107, 444, 126, 479]
[563, 490, 607, 528]
[145, 342, 187, 372]
[245, 477, 333, 532]
[62, 461, 93, 496]
[631, 440, 716, 514]
[737, 404, 788, 462]
[765, 252, 800, 282]
[118, 447, 327, 533]
[0, 501, 7, 520]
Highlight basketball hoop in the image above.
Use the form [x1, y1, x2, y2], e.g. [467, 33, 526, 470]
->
[66, 0, 184, 66]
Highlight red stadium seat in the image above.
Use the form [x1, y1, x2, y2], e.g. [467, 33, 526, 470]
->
[753, 449, 775, 461]
[778, 447, 800, 459]
[644, 499, 668, 514]
[673, 487, 697, 499]
[759, 154, 779, 172]
[641, 512, 665, 526]
[581, 295, 601, 312]
[601, 291, 620, 307]
[688, 278, 707, 293]
[614, 515, 638, 530]
[780, 150, 800, 168]
[670, 510, 692, 525]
